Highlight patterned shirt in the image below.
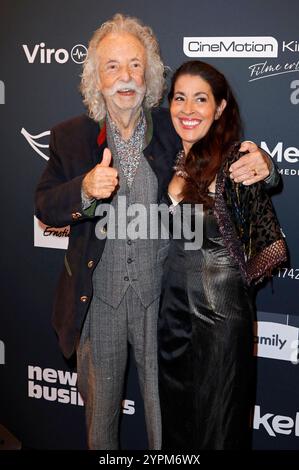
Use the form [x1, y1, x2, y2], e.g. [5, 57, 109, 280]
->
[107, 111, 146, 188]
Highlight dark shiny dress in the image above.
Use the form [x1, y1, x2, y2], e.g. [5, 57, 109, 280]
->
[158, 199, 255, 450]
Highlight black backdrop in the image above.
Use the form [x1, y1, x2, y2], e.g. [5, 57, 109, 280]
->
[1, 0, 299, 450]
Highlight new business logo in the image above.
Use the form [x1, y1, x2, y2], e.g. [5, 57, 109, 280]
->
[122, 400, 135, 415]
[28, 365, 84, 406]
[28, 365, 135, 414]
[183, 37, 278, 58]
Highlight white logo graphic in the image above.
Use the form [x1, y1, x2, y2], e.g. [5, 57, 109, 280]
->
[248, 60, 299, 82]
[0, 80, 4, 104]
[21, 127, 50, 161]
[290, 80, 299, 105]
[260, 141, 299, 164]
[282, 41, 299, 53]
[260, 141, 299, 177]
[0, 340, 5, 365]
[254, 405, 299, 437]
[28, 365, 84, 406]
[183, 37, 278, 58]
[71, 44, 88, 64]
[34, 216, 69, 250]
[254, 321, 299, 362]
[28, 365, 135, 413]
[23, 43, 87, 64]
[122, 399, 135, 415]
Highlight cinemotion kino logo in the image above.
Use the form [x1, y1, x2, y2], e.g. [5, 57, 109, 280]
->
[184, 36, 278, 58]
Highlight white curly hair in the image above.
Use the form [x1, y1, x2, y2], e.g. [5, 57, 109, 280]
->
[80, 13, 166, 122]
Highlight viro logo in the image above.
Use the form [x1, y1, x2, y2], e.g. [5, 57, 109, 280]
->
[254, 405, 299, 437]
[22, 43, 87, 64]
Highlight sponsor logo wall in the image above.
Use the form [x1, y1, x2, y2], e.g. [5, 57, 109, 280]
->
[1, 0, 298, 450]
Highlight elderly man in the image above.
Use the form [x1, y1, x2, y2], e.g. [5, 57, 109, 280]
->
[35, 13, 278, 450]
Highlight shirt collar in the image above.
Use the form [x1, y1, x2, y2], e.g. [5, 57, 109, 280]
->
[97, 107, 153, 149]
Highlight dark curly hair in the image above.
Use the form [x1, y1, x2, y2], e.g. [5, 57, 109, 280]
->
[168, 60, 243, 206]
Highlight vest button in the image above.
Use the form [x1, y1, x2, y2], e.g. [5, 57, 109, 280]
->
[124, 276, 129, 281]
[127, 258, 133, 264]
[80, 295, 88, 303]
[87, 260, 94, 268]
[127, 239, 132, 245]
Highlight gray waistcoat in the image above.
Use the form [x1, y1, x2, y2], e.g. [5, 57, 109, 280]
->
[92, 123, 169, 309]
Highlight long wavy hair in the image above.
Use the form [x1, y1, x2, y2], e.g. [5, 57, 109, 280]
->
[168, 60, 242, 206]
[80, 13, 166, 122]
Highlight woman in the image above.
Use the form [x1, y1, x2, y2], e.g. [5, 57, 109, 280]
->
[158, 60, 287, 450]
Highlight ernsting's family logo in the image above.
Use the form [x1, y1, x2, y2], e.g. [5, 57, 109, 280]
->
[254, 320, 299, 362]
[21, 127, 70, 249]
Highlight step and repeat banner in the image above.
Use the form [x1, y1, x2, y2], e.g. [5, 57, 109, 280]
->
[1, 0, 298, 450]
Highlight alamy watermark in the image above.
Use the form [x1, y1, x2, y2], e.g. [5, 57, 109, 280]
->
[94, 196, 203, 251]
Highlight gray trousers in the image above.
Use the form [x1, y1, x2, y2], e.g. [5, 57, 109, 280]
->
[76, 287, 161, 450]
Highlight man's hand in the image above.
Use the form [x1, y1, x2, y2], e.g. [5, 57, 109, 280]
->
[82, 148, 118, 199]
[229, 141, 271, 186]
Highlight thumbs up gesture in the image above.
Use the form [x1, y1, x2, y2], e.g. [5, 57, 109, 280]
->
[82, 148, 118, 199]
